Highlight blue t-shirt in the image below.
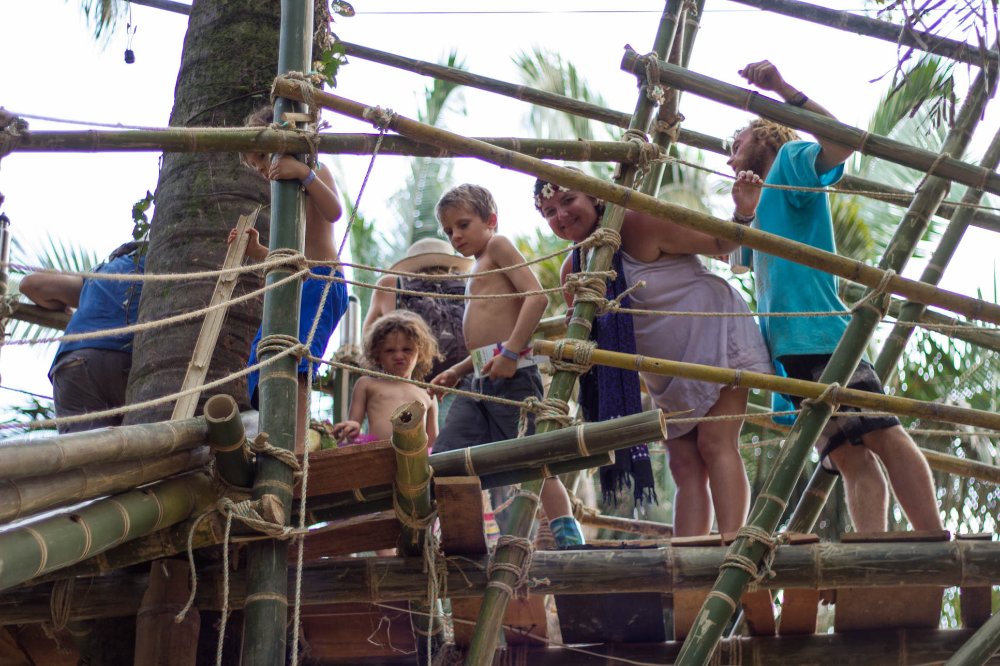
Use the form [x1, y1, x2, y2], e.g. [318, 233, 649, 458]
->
[753, 141, 848, 360]
[53, 251, 145, 369]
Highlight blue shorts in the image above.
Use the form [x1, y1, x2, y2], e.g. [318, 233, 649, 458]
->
[247, 266, 348, 407]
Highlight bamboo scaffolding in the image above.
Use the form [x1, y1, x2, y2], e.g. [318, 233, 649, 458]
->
[389, 401, 444, 660]
[5, 540, 999, 623]
[675, 57, 997, 666]
[241, 1, 311, 660]
[0, 471, 215, 591]
[204, 394, 254, 489]
[728, 0, 999, 70]
[273, 81, 1000, 326]
[0, 447, 210, 523]
[578, 511, 674, 538]
[620, 50, 1000, 197]
[946, 607, 1000, 665]
[7, 301, 70, 330]
[0, 416, 209, 480]
[534, 340, 1000, 432]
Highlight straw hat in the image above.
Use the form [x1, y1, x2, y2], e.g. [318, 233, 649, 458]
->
[389, 238, 472, 273]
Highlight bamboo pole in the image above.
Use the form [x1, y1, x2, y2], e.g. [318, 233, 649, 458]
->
[728, 0, 999, 70]
[534, 340, 1000, 432]
[0, 447, 210, 523]
[389, 401, 444, 660]
[578, 511, 674, 538]
[6, 540, 1000, 623]
[0, 471, 215, 591]
[620, 50, 1000, 197]
[7, 300, 70, 330]
[0, 416, 209, 480]
[675, 55, 998, 666]
[945, 608, 1000, 665]
[272, 81, 1000, 326]
[241, 1, 311, 661]
[876, 125, 1000, 379]
[204, 394, 254, 489]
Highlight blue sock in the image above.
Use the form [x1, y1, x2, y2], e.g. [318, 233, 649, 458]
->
[549, 515, 585, 548]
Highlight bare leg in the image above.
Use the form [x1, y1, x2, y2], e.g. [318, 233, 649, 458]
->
[695, 387, 751, 535]
[666, 433, 712, 536]
[862, 425, 943, 531]
[541, 476, 574, 519]
[827, 444, 888, 532]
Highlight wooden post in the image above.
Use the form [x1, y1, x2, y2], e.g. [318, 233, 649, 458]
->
[134, 560, 200, 665]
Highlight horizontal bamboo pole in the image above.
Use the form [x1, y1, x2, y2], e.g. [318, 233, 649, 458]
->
[274, 80, 1000, 326]
[728, 0, 999, 69]
[579, 512, 674, 538]
[204, 394, 254, 489]
[0, 471, 216, 591]
[0, 447, 210, 523]
[0, 416, 210, 480]
[5, 540, 998, 622]
[621, 49, 1000, 196]
[8, 301, 70, 330]
[535, 340, 1000, 431]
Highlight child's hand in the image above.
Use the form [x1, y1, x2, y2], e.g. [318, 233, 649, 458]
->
[267, 155, 310, 182]
[331, 420, 361, 441]
[483, 354, 517, 380]
[429, 368, 459, 399]
[228, 227, 268, 261]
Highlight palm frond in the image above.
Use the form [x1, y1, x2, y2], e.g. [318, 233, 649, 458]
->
[76, 0, 126, 43]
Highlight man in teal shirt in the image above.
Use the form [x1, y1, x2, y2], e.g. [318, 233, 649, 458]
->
[727, 60, 942, 533]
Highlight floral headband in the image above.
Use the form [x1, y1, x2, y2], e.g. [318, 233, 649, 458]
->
[533, 180, 571, 209]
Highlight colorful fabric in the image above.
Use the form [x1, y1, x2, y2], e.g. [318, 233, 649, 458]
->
[549, 515, 586, 548]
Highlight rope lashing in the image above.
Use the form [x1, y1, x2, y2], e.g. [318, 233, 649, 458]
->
[486, 535, 536, 599]
[635, 50, 667, 105]
[584, 226, 624, 254]
[0, 111, 27, 161]
[564, 270, 615, 307]
[915, 151, 952, 192]
[49, 577, 74, 632]
[621, 127, 660, 173]
[256, 333, 306, 361]
[363, 105, 397, 131]
[549, 338, 596, 375]
[248, 432, 302, 476]
[719, 525, 785, 591]
[801, 381, 843, 410]
[262, 247, 308, 275]
[217, 495, 292, 539]
[850, 268, 897, 318]
[599, 279, 647, 315]
[519, 396, 573, 437]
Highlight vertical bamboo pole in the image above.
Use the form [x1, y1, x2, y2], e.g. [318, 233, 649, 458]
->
[0, 213, 10, 372]
[464, 2, 685, 662]
[240, 1, 311, 662]
[675, 49, 997, 666]
[390, 401, 444, 661]
[205, 394, 254, 489]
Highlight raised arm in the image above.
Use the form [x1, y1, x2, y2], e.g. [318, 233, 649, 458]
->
[363, 275, 397, 335]
[621, 209, 739, 258]
[19, 272, 84, 312]
[268, 157, 342, 223]
[738, 60, 854, 173]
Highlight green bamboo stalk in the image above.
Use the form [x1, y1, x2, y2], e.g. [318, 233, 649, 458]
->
[389, 400, 444, 660]
[945, 607, 1000, 665]
[674, 51, 997, 666]
[0, 216, 9, 374]
[241, 1, 311, 662]
[272, 81, 1000, 326]
[0, 416, 209, 480]
[204, 394, 254, 489]
[785, 465, 839, 533]
[0, 471, 215, 591]
[875, 125, 1000, 380]
[728, 0, 998, 69]
[6, 540, 1000, 623]
[620, 50, 1000, 196]
[0, 448, 210, 523]
[534, 340, 1000, 431]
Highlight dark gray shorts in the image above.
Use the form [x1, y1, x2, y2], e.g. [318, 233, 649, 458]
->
[432, 366, 544, 454]
[780, 354, 901, 472]
[50, 348, 131, 434]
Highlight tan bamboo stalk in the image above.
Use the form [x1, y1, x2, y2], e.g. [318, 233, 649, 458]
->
[272, 81, 1000, 326]
[389, 401, 444, 658]
[578, 512, 674, 538]
[7, 300, 70, 330]
[535, 340, 1000, 432]
[10, 129, 647, 163]
[6, 540, 999, 622]
[204, 394, 254, 489]
[0, 471, 215, 591]
[945, 607, 1000, 665]
[0, 416, 209, 480]
[729, 0, 998, 69]
[0, 447, 210, 523]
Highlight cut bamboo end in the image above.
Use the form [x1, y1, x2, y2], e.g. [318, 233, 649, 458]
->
[204, 394, 243, 452]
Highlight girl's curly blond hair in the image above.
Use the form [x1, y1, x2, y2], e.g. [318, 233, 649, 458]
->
[737, 118, 801, 155]
[363, 311, 442, 381]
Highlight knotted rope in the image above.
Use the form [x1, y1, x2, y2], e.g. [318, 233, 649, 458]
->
[548, 338, 596, 376]
[486, 535, 536, 599]
[520, 397, 574, 436]
[850, 268, 897, 318]
[636, 50, 667, 105]
[719, 525, 785, 592]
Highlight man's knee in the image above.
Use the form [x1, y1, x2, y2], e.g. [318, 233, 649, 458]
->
[860, 424, 916, 458]
[826, 443, 880, 478]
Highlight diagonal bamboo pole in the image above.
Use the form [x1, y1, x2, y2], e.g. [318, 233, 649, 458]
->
[621, 50, 1000, 196]
[674, 47, 998, 666]
[272, 83, 1000, 326]
[241, 1, 311, 662]
[945, 607, 1000, 665]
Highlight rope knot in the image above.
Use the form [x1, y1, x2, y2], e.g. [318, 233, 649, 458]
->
[363, 105, 396, 131]
[487, 535, 536, 599]
[633, 50, 666, 105]
[0, 110, 27, 161]
[579, 226, 623, 254]
[248, 431, 303, 475]
[549, 339, 596, 376]
[850, 268, 896, 318]
[262, 247, 308, 274]
[802, 382, 842, 410]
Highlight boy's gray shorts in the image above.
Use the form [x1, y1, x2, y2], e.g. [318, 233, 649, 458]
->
[433, 366, 544, 454]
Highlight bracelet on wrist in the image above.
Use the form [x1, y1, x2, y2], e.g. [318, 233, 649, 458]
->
[732, 211, 756, 225]
[787, 91, 808, 108]
[300, 169, 317, 188]
[499, 345, 520, 362]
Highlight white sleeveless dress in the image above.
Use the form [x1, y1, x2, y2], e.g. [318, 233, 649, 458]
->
[621, 251, 773, 439]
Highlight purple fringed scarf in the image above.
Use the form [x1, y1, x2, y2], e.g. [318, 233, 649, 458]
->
[573, 248, 657, 508]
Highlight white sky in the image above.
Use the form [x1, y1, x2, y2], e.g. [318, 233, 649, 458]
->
[1, 0, 998, 413]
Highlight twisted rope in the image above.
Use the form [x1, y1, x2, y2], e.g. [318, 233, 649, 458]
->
[548, 338, 596, 375]
[486, 535, 536, 599]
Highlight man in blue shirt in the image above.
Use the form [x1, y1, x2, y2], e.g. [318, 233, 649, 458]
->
[21, 241, 145, 433]
[727, 60, 942, 533]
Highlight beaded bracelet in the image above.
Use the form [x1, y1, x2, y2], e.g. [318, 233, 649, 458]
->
[300, 169, 317, 188]
[499, 346, 520, 362]
[732, 211, 756, 225]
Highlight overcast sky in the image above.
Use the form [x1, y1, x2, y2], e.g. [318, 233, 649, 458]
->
[2, 0, 998, 415]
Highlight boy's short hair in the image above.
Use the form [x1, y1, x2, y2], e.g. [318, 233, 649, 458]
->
[363, 310, 442, 381]
[734, 118, 801, 155]
[435, 184, 498, 223]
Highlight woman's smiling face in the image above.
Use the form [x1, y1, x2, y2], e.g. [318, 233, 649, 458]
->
[538, 189, 601, 243]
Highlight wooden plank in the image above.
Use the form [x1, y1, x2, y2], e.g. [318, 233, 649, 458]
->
[300, 603, 414, 659]
[434, 477, 488, 556]
[778, 589, 820, 635]
[171, 207, 259, 420]
[840, 529, 951, 543]
[741, 590, 777, 636]
[958, 533, 994, 628]
[293, 511, 400, 561]
[834, 586, 944, 631]
[296, 440, 396, 498]
[0, 627, 33, 666]
[451, 597, 549, 647]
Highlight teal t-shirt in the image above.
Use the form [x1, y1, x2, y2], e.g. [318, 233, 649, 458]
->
[753, 141, 848, 360]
